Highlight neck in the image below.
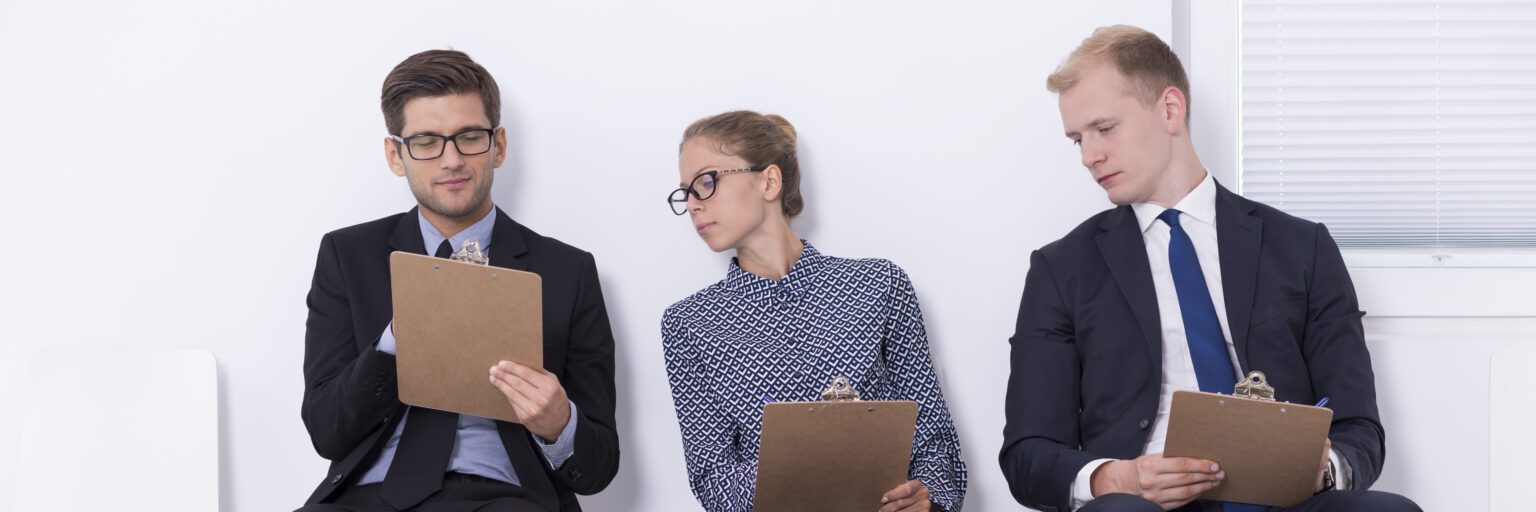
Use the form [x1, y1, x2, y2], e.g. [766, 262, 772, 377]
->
[1144, 143, 1207, 208]
[734, 217, 804, 281]
[420, 201, 493, 239]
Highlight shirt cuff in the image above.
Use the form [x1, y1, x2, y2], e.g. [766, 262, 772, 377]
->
[537, 400, 579, 469]
[1070, 458, 1114, 510]
[376, 321, 396, 355]
[1329, 446, 1352, 490]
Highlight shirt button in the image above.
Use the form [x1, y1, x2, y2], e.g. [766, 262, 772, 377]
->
[1138, 419, 1151, 429]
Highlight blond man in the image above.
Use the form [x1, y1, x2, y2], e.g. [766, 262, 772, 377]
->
[999, 26, 1420, 512]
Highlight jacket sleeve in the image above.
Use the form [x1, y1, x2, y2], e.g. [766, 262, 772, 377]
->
[545, 251, 621, 494]
[1302, 224, 1386, 488]
[1000, 250, 1103, 512]
[300, 232, 402, 461]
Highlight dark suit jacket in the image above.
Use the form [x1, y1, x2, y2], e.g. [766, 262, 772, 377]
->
[301, 207, 620, 512]
[999, 184, 1385, 512]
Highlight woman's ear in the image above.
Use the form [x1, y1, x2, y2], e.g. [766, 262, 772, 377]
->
[761, 164, 784, 202]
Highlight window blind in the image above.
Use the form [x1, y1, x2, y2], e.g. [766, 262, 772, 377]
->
[1241, 0, 1536, 247]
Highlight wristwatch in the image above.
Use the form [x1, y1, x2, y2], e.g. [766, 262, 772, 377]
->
[1318, 458, 1337, 493]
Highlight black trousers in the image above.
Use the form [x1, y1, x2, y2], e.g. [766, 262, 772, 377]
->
[1080, 490, 1422, 512]
[294, 473, 547, 512]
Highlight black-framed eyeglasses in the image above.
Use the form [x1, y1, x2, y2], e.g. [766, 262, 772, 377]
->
[390, 128, 497, 160]
[668, 165, 767, 215]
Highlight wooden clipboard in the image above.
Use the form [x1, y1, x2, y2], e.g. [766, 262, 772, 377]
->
[1163, 372, 1333, 507]
[753, 376, 918, 512]
[389, 250, 542, 424]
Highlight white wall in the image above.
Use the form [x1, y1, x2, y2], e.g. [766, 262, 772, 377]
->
[0, 1, 1172, 511]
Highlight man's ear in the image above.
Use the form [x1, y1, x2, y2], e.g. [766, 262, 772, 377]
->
[761, 164, 784, 202]
[1162, 86, 1188, 135]
[385, 137, 407, 177]
[492, 127, 508, 168]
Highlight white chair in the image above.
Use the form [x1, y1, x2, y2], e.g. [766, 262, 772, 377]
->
[1491, 345, 1536, 511]
[11, 349, 219, 512]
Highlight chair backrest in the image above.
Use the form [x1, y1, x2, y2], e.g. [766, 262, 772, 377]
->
[12, 349, 219, 512]
[1491, 345, 1536, 511]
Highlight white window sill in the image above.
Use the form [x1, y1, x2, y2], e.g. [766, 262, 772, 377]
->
[1343, 249, 1536, 270]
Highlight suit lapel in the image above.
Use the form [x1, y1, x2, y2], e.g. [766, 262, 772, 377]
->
[387, 207, 429, 256]
[1215, 183, 1262, 373]
[363, 209, 431, 354]
[489, 208, 530, 272]
[1095, 205, 1165, 379]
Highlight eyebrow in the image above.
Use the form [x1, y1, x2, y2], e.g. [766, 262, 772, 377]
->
[1065, 117, 1116, 139]
[403, 125, 492, 138]
[679, 167, 711, 188]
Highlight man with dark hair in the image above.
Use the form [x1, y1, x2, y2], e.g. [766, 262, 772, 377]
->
[999, 26, 1418, 512]
[296, 49, 619, 512]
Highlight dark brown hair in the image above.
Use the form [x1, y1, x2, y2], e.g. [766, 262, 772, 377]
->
[1047, 25, 1191, 120]
[681, 111, 803, 218]
[381, 49, 501, 136]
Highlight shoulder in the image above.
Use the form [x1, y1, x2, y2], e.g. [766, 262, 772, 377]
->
[662, 280, 730, 330]
[322, 211, 408, 246]
[1035, 206, 1120, 263]
[516, 223, 595, 264]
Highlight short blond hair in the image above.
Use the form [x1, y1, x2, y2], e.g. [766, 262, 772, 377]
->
[1047, 25, 1190, 119]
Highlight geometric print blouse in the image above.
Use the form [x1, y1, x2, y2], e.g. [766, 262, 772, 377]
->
[661, 241, 967, 511]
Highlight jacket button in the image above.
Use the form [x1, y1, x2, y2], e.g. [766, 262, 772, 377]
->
[330, 474, 344, 484]
[1138, 419, 1150, 429]
[568, 469, 582, 480]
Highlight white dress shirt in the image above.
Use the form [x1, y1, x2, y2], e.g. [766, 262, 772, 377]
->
[1068, 173, 1349, 509]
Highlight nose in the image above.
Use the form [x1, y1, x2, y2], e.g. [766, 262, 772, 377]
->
[1080, 138, 1105, 170]
[439, 142, 467, 169]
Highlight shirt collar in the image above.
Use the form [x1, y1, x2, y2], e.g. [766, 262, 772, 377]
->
[418, 204, 497, 255]
[1131, 171, 1218, 233]
[724, 240, 825, 302]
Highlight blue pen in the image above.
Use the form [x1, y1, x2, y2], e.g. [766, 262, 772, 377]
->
[1314, 397, 1330, 408]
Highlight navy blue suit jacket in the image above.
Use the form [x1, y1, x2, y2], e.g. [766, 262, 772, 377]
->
[999, 184, 1385, 512]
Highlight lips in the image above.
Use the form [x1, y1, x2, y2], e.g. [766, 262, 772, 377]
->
[695, 222, 714, 234]
[1096, 171, 1121, 186]
[437, 175, 471, 190]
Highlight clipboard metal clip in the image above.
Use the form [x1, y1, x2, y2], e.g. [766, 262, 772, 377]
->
[1233, 371, 1276, 401]
[450, 239, 490, 266]
[820, 375, 861, 402]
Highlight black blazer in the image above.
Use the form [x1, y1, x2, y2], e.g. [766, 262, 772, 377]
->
[301, 207, 619, 512]
[999, 184, 1385, 512]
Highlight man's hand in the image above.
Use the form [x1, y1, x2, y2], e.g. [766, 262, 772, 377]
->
[1315, 438, 1333, 492]
[488, 360, 572, 442]
[1090, 454, 1223, 510]
[879, 479, 931, 512]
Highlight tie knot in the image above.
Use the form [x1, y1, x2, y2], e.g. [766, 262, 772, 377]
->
[435, 240, 454, 259]
[1158, 208, 1183, 228]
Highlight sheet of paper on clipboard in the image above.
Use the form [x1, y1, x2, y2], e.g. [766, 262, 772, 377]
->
[1163, 371, 1334, 507]
[389, 242, 542, 424]
[752, 376, 919, 512]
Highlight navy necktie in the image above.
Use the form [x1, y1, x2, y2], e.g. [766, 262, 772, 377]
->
[1160, 210, 1268, 512]
[1159, 209, 1236, 393]
[378, 240, 461, 509]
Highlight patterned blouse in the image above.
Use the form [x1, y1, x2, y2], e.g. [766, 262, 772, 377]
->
[661, 241, 967, 511]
